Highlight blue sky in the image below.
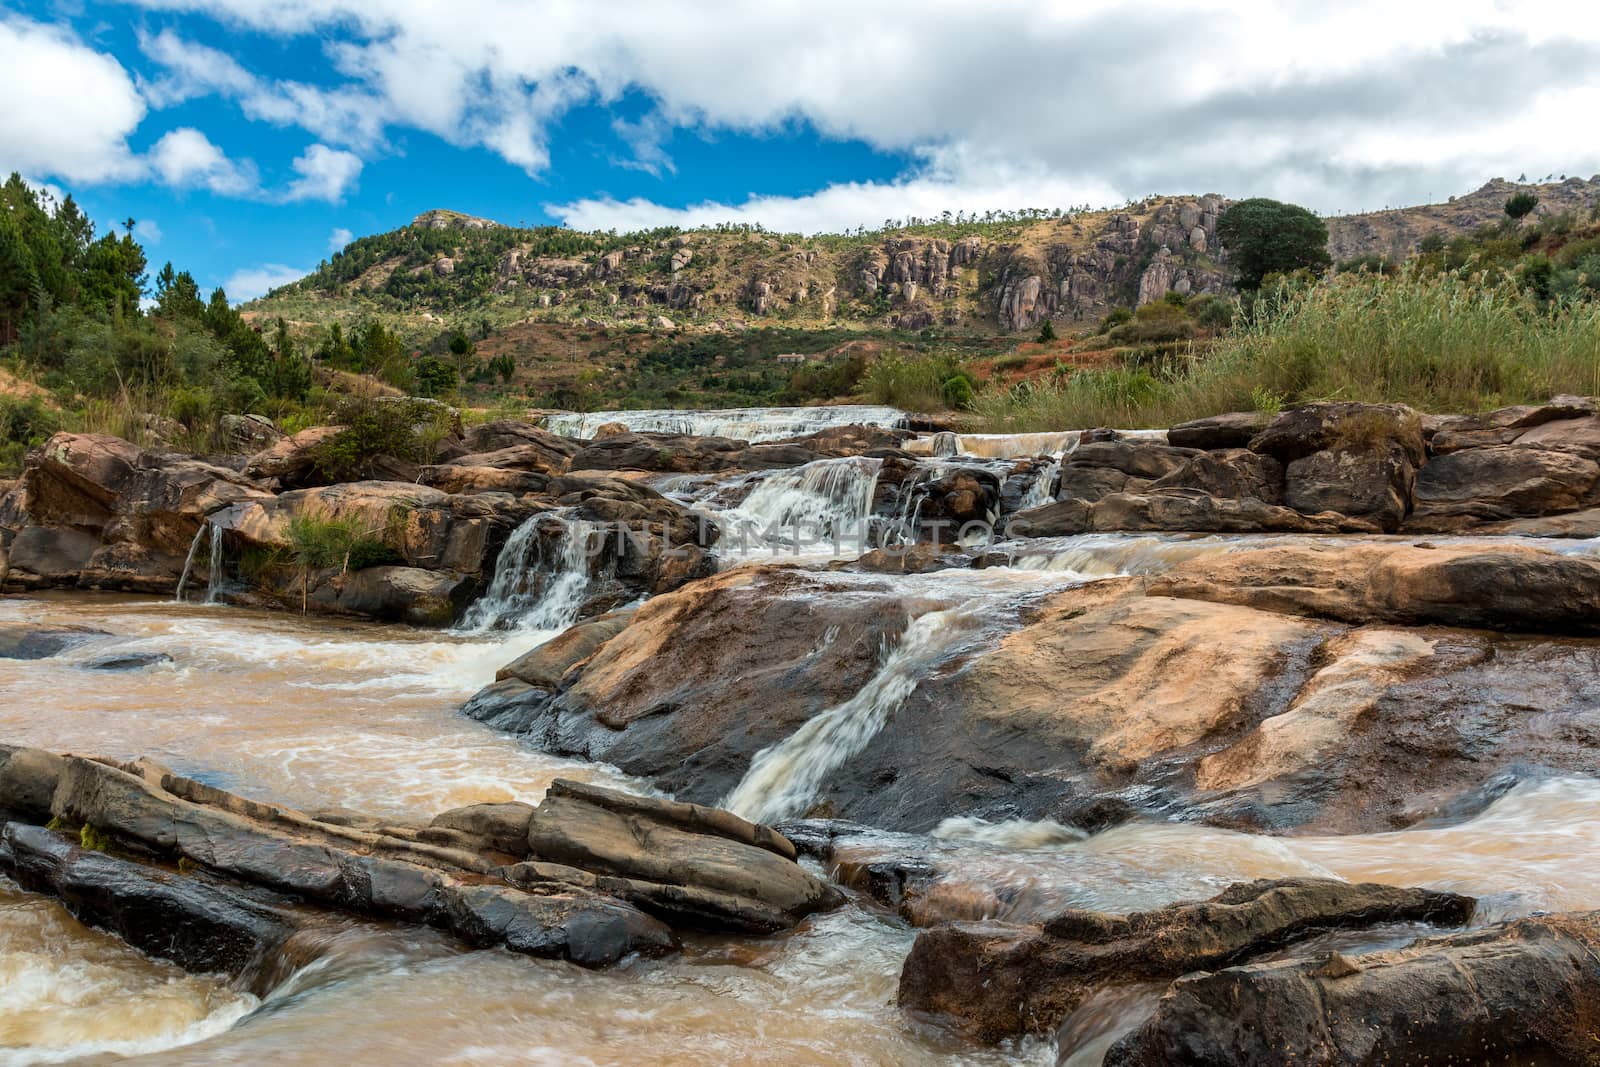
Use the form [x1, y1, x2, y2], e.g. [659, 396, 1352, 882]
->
[4, 0, 1599, 301]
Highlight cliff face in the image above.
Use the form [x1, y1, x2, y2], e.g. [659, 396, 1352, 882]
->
[255, 178, 1600, 336]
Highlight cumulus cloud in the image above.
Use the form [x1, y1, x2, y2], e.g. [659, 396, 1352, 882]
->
[328, 226, 354, 252]
[222, 263, 306, 302]
[148, 127, 259, 195]
[134, 219, 164, 244]
[0, 15, 146, 183]
[282, 144, 362, 202]
[114, 0, 1600, 219]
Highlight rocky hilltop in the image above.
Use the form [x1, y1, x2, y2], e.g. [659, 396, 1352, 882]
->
[251, 177, 1600, 337]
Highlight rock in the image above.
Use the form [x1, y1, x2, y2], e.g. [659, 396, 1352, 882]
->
[417, 464, 550, 496]
[1506, 414, 1600, 458]
[1, 526, 102, 585]
[848, 544, 972, 574]
[463, 420, 584, 461]
[1409, 446, 1600, 530]
[1069, 441, 1199, 481]
[898, 878, 1475, 1042]
[569, 432, 828, 474]
[496, 608, 637, 687]
[1148, 541, 1600, 635]
[218, 413, 284, 453]
[83, 651, 174, 671]
[0, 822, 305, 984]
[1283, 442, 1414, 531]
[1166, 412, 1269, 450]
[1249, 402, 1425, 466]
[1005, 492, 1374, 538]
[327, 566, 474, 626]
[444, 443, 573, 476]
[0, 623, 107, 659]
[522, 779, 838, 931]
[1147, 450, 1284, 503]
[0, 746, 830, 969]
[1105, 911, 1600, 1067]
[1427, 396, 1597, 454]
[593, 421, 631, 440]
[242, 425, 343, 488]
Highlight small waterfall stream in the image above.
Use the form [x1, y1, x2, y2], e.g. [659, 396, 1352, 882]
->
[174, 521, 226, 604]
[712, 456, 883, 556]
[456, 514, 598, 633]
[1018, 460, 1060, 511]
[722, 601, 988, 823]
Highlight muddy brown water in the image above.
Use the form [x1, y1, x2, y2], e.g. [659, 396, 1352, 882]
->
[2, 556, 1598, 1064]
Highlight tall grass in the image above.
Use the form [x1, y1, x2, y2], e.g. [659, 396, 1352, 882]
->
[974, 272, 1600, 431]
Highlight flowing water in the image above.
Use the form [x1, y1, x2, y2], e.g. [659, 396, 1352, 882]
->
[3, 525, 1600, 1064]
[455, 514, 598, 633]
[708, 456, 884, 561]
[543, 405, 908, 443]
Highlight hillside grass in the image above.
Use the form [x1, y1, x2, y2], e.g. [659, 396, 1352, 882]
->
[972, 271, 1600, 430]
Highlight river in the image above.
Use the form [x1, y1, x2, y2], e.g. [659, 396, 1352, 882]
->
[4, 571, 1598, 1064]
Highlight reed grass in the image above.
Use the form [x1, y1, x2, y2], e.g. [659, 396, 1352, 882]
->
[973, 272, 1600, 431]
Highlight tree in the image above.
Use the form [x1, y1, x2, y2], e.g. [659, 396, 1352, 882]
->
[1036, 318, 1057, 343]
[1215, 198, 1332, 290]
[415, 355, 458, 397]
[1505, 191, 1538, 220]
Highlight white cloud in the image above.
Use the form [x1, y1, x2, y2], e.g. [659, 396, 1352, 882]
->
[134, 218, 164, 244]
[222, 263, 307, 302]
[119, 0, 1600, 215]
[282, 144, 362, 202]
[328, 226, 354, 252]
[148, 127, 259, 195]
[0, 15, 145, 183]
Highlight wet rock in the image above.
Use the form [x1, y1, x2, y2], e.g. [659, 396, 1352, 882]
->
[0, 822, 305, 981]
[83, 651, 174, 671]
[848, 544, 973, 574]
[2, 526, 102, 586]
[1148, 541, 1600, 635]
[0, 622, 107, 659]
[899, 878, 1475, 1042]
[569, 431, 832, 474]
[1409, 445, 1600, 530]
[1105, 911, 1600, 1067]
[0, 746, 832, 970]
[522, 779, 838, 932]
[495, 608, 637, 688]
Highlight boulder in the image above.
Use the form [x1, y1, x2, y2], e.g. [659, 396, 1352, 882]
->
[417, 464, 551, 496]
[242, 425, 343, 488]
[83, 651, 174, 671]
[463, 420, 584, 462]
[1067, 440, 1200, 481]
[443, 443, 572, 475]
[2, 526, 101, 586]
[1510, 414, 1600, 458]
[1005, 492, 1374, 538]
[1106, 911, 1600, 1067]
[899, 878, 1475, 1042]
[1283, 441, 1414, 531]
[430, 802, 535, 856]
[326, 566, 474, 626]
[1409, 445, 1600, 530]
[218, 413, 284, 453]
[1249, 402, 1425, 466]
[1148, 541, 1600, 635]
[1427, 395, 1597, 454]
[1147, 449, 1284, 503]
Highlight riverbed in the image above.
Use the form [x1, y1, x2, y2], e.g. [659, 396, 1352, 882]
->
[4, 574, 1599, 1064]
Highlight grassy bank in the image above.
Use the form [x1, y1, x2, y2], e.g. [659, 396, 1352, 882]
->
[972, 272, 1600, 431]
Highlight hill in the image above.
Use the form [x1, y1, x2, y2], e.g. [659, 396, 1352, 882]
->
[247, 177, 1600, 347]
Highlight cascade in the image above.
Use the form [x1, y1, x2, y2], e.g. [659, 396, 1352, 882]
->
[722, 602, 985, 823]
[456, 514, 597, 633]
[714, 456, 882, 555]
[1018, 460, 1061, 511]
[543, 404, 906, 443]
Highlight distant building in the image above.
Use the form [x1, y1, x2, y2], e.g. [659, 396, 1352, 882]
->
[774, 352, 807, 364]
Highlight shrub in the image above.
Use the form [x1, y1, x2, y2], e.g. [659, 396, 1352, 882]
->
[1106, 302, 1197, 345]
[1216, 198, 1332, 289]
[862, 351, 972, 411]
[1036, 319, 1057, 343]
[313, 397, 454, 481]
[1505, 191, 1539, 220]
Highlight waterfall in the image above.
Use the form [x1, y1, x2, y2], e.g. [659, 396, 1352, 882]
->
[456, 514, 597, 633]
[1019, 460, 1061, 511]
[722, 603, 985, 823]
[714, 457, 882, 555]
[175, 521, 226, 603]
[543, 405, 907, 443]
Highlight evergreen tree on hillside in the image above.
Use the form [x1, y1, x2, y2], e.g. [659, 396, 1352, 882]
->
[1216, 198, 1332, 290]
